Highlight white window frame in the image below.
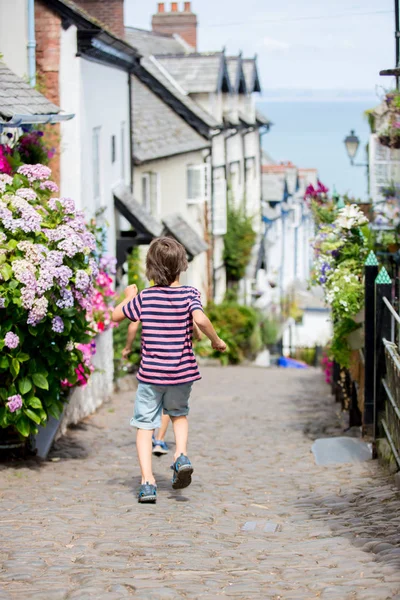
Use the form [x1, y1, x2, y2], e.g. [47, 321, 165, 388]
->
[142, 171, 160, 216]
[92, 126, 101, 209]
[187, 164, 210, 204]
[213, 171, 227, 235]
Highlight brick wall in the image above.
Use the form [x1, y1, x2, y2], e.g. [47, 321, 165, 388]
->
[152, 4, 197, 50]
[73, 0, 125, 39]
[35, 0, 61, 186]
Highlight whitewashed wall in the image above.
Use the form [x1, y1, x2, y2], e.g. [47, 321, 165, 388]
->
[0, 0, 28, 78]
[58, 27, 131, 427]
[133, 150, 209, 301]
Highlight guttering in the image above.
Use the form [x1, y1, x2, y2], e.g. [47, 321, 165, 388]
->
[27, 0, 36, 87]
[0, 113, 74, 130]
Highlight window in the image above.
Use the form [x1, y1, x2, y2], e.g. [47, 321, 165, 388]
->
[92, 127, 101, 208]
[212, 171, 227, 235]
[121, 122, 125, 180]
[111, 135, 116, 163]
[187, 164, 209, 203]
[369, 134, 400, 202]
[142, 172, 160, 215]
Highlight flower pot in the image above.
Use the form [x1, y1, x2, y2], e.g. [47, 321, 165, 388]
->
[0, 427, 27, 457]
[347, 327, 364, 350]
[379, 134, 400, 149]
[353, 308, 365, 324]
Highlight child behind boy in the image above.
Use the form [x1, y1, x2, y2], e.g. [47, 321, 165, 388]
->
[112, 237, 226, 503]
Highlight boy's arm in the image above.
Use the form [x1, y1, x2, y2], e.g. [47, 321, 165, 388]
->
[192, 321, 202, 341]
[122, 321, 140, 359]
[111, 284, 138, 323]
[192, 309, 226, 352]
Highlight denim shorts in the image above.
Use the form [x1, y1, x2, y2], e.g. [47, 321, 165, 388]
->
[131, 382, 193, 430]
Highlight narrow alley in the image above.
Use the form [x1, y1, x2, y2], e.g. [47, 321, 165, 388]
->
[1, 367, 400, 599]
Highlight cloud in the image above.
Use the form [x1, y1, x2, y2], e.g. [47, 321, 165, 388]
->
[261, 36, 290, 51]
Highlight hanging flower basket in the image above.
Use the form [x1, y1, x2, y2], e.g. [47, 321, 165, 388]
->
[346, 326, 364, 351]
[378, 134, 400, 149]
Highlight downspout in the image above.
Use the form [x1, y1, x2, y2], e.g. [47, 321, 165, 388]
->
[27, 0, 36, 87]
[202, 147, 214, 302]
[128, 73, 134, 193]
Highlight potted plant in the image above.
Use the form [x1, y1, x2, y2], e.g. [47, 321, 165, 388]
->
[378, 90, 400, 149]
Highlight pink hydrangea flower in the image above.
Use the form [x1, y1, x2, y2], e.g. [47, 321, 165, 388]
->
[7, 394, 23, 412]
[17, 164, 51, 182]
[4, 331, 19, 349]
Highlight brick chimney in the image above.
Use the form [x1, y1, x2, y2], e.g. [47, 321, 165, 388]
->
[152, 2, 197, 50]
[73, 0, 125, 39]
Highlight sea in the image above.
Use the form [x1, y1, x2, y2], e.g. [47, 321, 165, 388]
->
[257, 94, 377, 200]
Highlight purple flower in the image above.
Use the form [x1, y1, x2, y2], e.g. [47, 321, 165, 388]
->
[16, 188, 37, 201]
[40, 180, 59, 193]
[17, 164, 51, 182]
[319, 276, 327, 284]
[75, 270, 90, 291]
[56, 288, 74, 309]
[52, 316, 64, 333]
[4, 331, 20, 349]
[27, 297, 48, 326]
[0, 297, 5, 308]
[7, 394, 23, 413]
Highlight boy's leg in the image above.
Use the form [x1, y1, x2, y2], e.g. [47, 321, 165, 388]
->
[171, 415, 188, 461]
[157, 413, 170, 442]
[131, 383, 164, 486]
[136, 429, 156, 485]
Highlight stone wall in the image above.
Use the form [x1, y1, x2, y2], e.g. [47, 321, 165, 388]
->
[56, 330, 114, 438]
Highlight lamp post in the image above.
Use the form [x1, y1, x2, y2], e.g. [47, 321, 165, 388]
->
[344, 130, 368, 167]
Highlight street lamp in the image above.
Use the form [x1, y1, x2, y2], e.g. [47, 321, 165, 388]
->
[343, 130, 368, 167]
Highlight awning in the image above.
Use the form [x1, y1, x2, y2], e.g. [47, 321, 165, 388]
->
[163, 213, 208, 261]
[113, 184, 163, 239]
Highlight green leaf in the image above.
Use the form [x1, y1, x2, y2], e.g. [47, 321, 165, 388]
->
[17, 352, 30, 362]
[0, 356, 9, 369]
[32, 373, 49, 390]
[18, 377, 32, 395]
[14, 416, 31, 437]
[10, 358, 20, 378]
[28, 397, 43, 409]
[48, 403, 62, 420]
[28, 326, 38, 337]
[24, 408, 41, 425]
[0, 388, 7, 400]
[0, 263, 12, 281]
[7, 239, 18, 251]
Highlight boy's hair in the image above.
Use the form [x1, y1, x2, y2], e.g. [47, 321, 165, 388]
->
[146, 237, 188, 286]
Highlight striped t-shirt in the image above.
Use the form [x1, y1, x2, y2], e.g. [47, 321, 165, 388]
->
[122, 286, 203, 386]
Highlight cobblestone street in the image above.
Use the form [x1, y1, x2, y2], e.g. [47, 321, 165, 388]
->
[1, 366, 400, 599]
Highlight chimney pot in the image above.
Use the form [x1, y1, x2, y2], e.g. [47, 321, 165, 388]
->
[158, 2, 165, 12]
[171, 2, 178, 12]
[184, 1, 191, 10]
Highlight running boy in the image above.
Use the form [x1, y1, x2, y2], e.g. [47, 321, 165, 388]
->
[112, 237, 226, 503]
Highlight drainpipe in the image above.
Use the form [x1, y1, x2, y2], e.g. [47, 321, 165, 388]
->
[27, 0, 36, 87]
[128, 73, 134, 193]
[202, 147, 214, 302]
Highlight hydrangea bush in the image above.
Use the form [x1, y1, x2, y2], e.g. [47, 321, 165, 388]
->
[311, 202, 369, 367]
[0, 166, 98, 437]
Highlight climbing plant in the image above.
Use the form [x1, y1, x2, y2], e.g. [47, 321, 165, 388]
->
[223, 199, 256, 285]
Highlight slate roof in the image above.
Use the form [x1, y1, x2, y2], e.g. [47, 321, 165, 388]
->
[242, 58, 262, 93]
[154, 53, 231, 94]
[125, 27, 187, 57]
[163, 213, 208, 258]
[140, 57, 219, 129]
[113, 184, 163, 238]
[0, 62, 60, 122]
[226, 57, 247, 94]
[132, 75, 209, 163]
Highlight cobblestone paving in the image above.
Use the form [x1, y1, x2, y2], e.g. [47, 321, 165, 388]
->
[1, 367, 400, 599]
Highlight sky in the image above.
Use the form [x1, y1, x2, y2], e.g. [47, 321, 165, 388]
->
[125, 0, 396, 99]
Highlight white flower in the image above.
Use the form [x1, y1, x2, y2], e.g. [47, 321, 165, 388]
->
[335, 204, 368, 230]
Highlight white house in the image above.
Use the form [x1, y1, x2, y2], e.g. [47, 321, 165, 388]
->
[125, 2, 270, 304]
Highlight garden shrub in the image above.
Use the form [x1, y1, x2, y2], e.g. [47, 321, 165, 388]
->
[223, 201, 256, 284]
[0, 167, 98, 437]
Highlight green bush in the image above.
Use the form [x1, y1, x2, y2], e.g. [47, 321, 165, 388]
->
[260, 317, 280, 347]
[223, 201, 257, 283]
[196, 301, 261, 365]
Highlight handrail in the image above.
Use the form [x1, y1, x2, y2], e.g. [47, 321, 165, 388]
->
[383, 296, 400, 326]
